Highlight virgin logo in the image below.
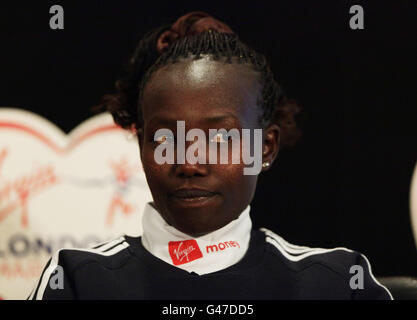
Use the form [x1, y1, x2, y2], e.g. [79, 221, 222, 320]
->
[0, 111, 149, 229]
[168, 240, 203, 265]
[0, 109, 153, 299]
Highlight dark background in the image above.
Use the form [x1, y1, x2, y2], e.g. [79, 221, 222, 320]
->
[1, 1, 416, 277]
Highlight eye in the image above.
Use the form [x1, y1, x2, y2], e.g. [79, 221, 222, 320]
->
[154, 133, 175, 145]
[210, 132, 230, 143]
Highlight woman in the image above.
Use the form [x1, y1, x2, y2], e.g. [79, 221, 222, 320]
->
[29, 11, 392, 300]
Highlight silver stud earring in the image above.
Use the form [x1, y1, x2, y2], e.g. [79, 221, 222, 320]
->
[262, 162, 270, 168]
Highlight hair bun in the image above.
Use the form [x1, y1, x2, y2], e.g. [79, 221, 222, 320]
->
[156, 11, 234, 54]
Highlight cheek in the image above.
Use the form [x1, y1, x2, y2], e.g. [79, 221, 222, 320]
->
[141, 144, 170, 186]
[217, 163, 257, 195]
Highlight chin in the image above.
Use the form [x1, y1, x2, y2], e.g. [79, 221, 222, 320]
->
[169, 210, 225, 237]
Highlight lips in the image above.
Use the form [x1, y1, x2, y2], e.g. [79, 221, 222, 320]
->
[168, 188, 219, 208]
[171, 188, 216, 199]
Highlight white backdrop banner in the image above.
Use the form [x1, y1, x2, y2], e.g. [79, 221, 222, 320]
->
[0, 108, 152, 299]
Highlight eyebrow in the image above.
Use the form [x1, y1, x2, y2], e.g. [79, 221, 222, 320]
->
[147, 113, 240, 127]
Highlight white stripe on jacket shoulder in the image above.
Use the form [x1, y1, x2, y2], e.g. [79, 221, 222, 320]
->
[260, 227, 393, 300]
[29, 235, 129, 300]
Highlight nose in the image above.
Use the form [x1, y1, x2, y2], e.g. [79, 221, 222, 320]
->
[175, 162, 208, 178]
[174, 139, 209, 178]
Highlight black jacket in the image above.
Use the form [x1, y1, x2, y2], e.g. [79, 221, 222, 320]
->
[28, 228, 392, 300]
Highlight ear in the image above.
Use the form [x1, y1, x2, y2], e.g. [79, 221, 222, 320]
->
[262, 123, 280, 171]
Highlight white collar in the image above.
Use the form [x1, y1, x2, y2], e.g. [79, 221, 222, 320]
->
[141, 202, 252, 275]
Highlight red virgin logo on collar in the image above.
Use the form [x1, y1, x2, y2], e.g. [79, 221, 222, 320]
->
[168, 240, 203, 265]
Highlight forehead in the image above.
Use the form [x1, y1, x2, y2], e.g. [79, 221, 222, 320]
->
[141, 56, 262, 128]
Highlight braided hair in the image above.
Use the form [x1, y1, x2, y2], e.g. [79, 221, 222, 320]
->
[99, 15, 302, 148]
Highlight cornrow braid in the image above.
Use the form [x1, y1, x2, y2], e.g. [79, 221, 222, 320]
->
[99, 27, 302, 147]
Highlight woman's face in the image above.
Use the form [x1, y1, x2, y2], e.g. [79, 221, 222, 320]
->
[138, 56, 279, 237]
